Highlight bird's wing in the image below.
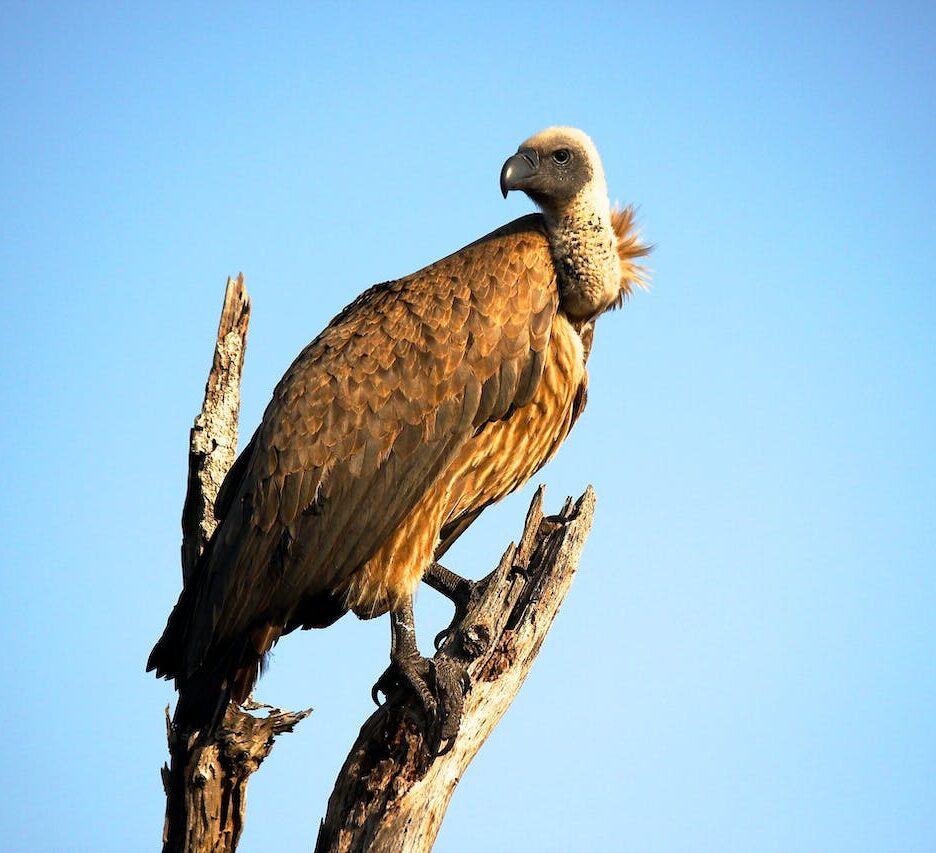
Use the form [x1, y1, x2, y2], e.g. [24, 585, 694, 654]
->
[181, 214, 559, 670]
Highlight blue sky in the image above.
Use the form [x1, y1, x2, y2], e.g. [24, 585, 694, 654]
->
[1, 2, 934, 851]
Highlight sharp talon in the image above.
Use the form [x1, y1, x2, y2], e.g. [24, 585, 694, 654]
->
[371, 664, 401, 707]
[435, 735, 457, 757]
[424, 564, 494, 655]
[510, 563, 532, 580]
[433, 627, 451, 651]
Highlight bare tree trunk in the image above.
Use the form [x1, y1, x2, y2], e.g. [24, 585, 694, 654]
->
[157, 275, 596, 852]
[160, 275, 311, 853]
[180, 273, 250, 582]
[315, 485, 596, 853]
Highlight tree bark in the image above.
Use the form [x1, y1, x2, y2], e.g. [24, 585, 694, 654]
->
[180, 273, 251, 583]
[315, 485, 596, 853]
[160, 274, 311, 853]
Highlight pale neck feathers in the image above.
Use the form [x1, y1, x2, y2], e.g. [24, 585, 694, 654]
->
[544, 190, 649, 320]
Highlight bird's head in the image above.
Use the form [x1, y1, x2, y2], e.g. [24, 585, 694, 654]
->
[500, 126, 609, 215]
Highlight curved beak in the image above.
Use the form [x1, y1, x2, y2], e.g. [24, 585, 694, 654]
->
[500, 149, 540, 198]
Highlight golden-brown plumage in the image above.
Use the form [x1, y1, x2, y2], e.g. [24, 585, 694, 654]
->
[148, 127, 648, 729]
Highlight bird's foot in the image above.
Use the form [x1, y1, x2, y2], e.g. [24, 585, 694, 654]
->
[426, 563, 491, 651]
[372, 648, 434, 715]
[372, 650, 470, 755]
[432, 657, 471, 751]
[374, 596, 472, 754]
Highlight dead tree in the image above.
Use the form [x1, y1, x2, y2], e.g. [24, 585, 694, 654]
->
[158, 276, 596, 852]
[160, 274, 311, 852]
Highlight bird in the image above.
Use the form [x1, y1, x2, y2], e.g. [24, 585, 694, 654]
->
[148, 126, 648, 743]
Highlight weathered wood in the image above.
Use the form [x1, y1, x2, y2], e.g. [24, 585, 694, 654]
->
[180, 273, 250, 584]
[315, 485, 596, 853]
[161, 274, 311, 853]
[162, 703, 311, 853]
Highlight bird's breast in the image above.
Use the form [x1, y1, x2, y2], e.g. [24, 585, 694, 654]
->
[337, 313, 587, 618]
[443, 312, 586, 522]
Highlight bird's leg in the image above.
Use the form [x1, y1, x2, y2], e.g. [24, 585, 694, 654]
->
[371, 596, 469, 753]
[424, 561, 489, 650]
[372, 597, 436, 717]
[424, 561, 475, 602]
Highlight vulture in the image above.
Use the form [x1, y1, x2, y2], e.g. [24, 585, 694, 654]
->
[148, 126, 649, 740]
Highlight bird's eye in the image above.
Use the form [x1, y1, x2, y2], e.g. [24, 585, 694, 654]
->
[552, 149, 572, 165]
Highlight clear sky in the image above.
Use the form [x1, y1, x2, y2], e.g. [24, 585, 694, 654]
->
[1, 2, 934, 851]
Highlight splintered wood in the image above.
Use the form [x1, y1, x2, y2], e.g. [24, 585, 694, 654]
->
[161, 275, 311, 853]
[180, 273, 250, 582]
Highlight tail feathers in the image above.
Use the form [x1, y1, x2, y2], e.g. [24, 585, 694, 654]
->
[230, 659, 260, 707]
[146, 629, 181, 680]
[171, 637, 257, 739]
[230, 623, 284, 704]
[147, 572, 219, 681]
[156, 624, 282, 739]
[173, 665, 234, 739]
[147, 594, 251, 738]
[147, 591, 198, 679]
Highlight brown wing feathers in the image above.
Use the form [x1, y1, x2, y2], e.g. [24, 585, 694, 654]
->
[148, 217, 559, 689]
